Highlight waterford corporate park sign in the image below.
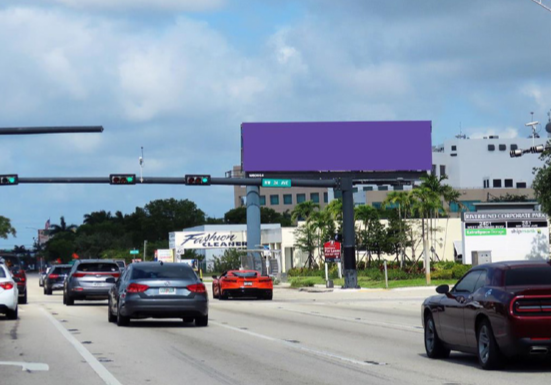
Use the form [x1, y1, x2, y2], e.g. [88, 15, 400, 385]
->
[241, 121, 432, 176]
[462, 212, 550, 264]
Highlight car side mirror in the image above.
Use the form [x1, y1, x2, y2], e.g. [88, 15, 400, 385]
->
[211, 275, 217, 279]
[105, 277, 116, 284]
[436, 284, 450, 294]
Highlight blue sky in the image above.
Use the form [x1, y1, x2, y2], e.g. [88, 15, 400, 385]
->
[1, 0, 551, 249]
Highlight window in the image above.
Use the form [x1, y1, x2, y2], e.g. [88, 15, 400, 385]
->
[493, 179, 502, 188]
[516, 182, 527, 188]
[511, 144, 518, 151]
[379, 186, 388, 191]
[270, 195, 279, 205]
[297, 194, 306, 203]
[506, 267, 551, 286]
[431, 164, 436, 175]
[483, 179, 489, 189]
[259, 195, 266, 206]
[450, 153, 457, 157]
[440, 165, 446, 177]
[488, 144, 495, 151]
[504, 179, 513, 188]
[394, 185, 404, 191]
[363, 186, 373, 191]
[334, 189, 342, 199]
[499, 144, 506, 151]
[323, 192, 328, 203]
[451, 145, 457, 151]
[372, 202, 382, 209]
[352, 187, 358, 193]
[283, 194, 292, 205]
[454, 271, 483, 293]
[474, 271, 488, 292]
[310, 193, 320, 203]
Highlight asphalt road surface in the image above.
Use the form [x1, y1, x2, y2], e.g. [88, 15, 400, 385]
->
[1, 275, 551, 385]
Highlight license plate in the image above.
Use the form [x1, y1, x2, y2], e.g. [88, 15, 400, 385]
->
[93, 283, 102, 287]
[244, 282, 253, 286]
[159, 288, 176, 295]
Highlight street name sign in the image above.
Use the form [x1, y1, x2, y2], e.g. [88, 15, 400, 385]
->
[130, 249, 140, 255]
[262, 179, 292, 188]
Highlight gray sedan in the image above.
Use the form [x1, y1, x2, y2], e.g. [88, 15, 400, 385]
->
[107, 262, 208, 327]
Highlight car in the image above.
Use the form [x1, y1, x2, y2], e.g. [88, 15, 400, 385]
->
[107, 262, 208, 327]
[44, 264, 72, 295]
[39, 267, 52, 287]
[422, 260, 551, 370]
[0, 263, 19, 319]
[211, 270, 273, 300]
[63, 260, 120, 306]
[115, 260, 126, 273]
[4, 261, 27, 305]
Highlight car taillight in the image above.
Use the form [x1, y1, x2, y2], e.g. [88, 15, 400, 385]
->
[0, 282, 14, 290]
[224, 279, 237, 283]
[511, 296, 551, 316]
[187, 283, 206, 293]
[49, 274, 60, 279]
[111, 273, 120, 278]
[259, 278, 272, 282]
[72, 273, 87, 278]
[127, 283, 149, 293]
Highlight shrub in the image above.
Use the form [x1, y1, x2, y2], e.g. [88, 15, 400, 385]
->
[451, 264, 472, 279]
[431, 269, 453, 280]
[287, 268, 325, 278]
[290, 278, 316, 288]
[212, 249, 244, 272]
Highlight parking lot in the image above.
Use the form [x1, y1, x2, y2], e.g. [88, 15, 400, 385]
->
[1, 274, 551, 385]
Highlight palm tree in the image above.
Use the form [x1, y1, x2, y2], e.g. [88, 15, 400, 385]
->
[291, 201, 320, 268]
[383, 191, 414, 268]
[291, 201, 319, 224]
[49, 216, 78, 236]
[354, 205, 378, 265]
[311, 210, 335, 266]
[83, 211, 112, 225]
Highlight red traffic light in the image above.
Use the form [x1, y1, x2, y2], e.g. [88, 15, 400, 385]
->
[109, 174, 136, 185]
[185, 175, 211, 185]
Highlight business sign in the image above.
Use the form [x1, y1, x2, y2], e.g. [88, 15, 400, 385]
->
[241, 121, 432, 174]
[462, 211, 549, 263]
[324, 241, 341, 263]
[155, 249, 174, 263]
[170, 231, 247, 255]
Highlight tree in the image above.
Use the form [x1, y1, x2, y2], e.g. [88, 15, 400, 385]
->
[383, 191, 414, 267]
[489, 193, 529, 202]
[354, 205, 378, 265]
[49, 216, 78, 235]
[533, 144, 551, 216]
[83, 210, 112, 225]
[224, 206, 292, 226]
[294, 221, 318, 269]
[311, 210, 336, 266]
[0, 215, 16, 239]
[291, 201, 319, 224]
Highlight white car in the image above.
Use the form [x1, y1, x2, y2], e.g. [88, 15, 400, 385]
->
[0, 263, 19, 319]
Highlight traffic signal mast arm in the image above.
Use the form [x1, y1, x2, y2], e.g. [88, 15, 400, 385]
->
[0, 126, 104, 135]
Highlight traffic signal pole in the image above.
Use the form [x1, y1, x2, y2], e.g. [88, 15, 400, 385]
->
[341, 177, 359, 289]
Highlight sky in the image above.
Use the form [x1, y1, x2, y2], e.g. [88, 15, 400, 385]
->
[1, 0, 551, 249]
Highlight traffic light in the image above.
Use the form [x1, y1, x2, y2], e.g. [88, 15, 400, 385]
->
[109, 174, 136, 185]
[510, 149, 523, 158]
[0, 174, 18, 186]
[530, 145, 545, 154]
[185, 175, 211, 185]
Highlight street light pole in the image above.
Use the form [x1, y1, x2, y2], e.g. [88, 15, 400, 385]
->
[143, 240, 148, 262]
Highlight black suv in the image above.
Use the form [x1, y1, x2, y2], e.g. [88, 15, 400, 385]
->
[63, 260, 120, 306]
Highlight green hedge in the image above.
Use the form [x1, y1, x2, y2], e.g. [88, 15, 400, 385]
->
[287, 262, 472, 282]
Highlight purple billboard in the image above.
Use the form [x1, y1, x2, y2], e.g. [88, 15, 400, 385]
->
[241, 121, 432, 173]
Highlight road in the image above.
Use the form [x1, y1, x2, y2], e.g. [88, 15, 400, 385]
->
[1, 275, 550, 385]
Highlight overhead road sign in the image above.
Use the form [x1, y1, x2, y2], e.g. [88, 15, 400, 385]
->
[0, 175, 18, 186]
[262, 179, 291, 188]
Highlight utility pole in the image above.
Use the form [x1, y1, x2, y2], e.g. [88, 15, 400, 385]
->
[341, 177, 359, 289]
[143, 240, 148, 262]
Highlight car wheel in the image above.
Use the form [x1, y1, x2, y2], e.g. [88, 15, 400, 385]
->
[424, 313, 450, 359]
[117, 307, 130, 327]
[264, 290, 273, 300]
[6, 306, 18, 320]
[212, 284, 218, 299]
[65, 293, 74, 306]
[19, 291, 27, 305]
[195, 314, 208, 327]
[219, 290, 229, 300]
[477, 319, 503, 370]
[183, 317, 194, 323]
[45, 287, 52, 296]
[107, 299, 117, 323]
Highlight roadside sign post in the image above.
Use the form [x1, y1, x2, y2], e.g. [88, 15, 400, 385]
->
[324, 241, 341, 287]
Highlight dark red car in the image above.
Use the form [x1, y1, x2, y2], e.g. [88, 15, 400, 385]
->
[422, 260, 551, 370]
[3, 257, 27, 304]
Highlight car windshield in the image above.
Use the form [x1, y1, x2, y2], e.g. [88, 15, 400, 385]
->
[52, 267, 72, 275]
[231, 271, 257, 278]
[77, 263, 119, 272]
[505, 267, 551, 286]
[131, 265, 196, 280]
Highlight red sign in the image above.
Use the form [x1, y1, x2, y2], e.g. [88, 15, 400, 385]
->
[324, 241, 341, 262]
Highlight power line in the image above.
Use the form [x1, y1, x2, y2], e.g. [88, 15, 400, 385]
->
[529, 0, 551, 13]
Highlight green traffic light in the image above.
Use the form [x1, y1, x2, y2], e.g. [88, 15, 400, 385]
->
[202, 177, 208, 183]
[8, 177, 15, 184]
[126, 176, 134, 183]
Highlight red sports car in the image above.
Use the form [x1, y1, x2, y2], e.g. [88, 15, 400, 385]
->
[422, 260, 551, 369]
[212, 270, 273, 300]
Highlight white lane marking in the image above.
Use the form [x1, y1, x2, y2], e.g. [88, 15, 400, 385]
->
[0, 361, 49, 371]
[281, 307, 422, 334]
[210, 320, 386, 367]
[39, 308, 122, 385]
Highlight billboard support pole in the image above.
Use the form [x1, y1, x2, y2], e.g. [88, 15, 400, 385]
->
[246, 186, 263, 275]
[341, 177, 358, 288]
